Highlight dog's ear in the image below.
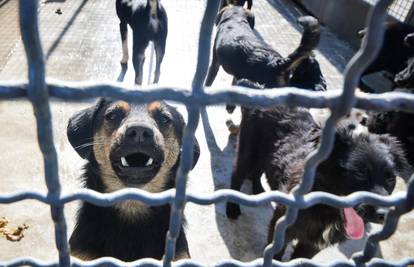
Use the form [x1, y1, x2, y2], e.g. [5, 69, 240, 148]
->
[245, 9, 255, 29]
[67, 98, 106, 159]
[379, 135, 413, 182]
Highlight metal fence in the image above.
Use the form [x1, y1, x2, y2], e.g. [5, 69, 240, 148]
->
[364, 0, 414, 21]
[0, 0, 413, 266]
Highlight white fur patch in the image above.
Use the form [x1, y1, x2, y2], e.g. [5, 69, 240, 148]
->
[121, 39, 129, 64]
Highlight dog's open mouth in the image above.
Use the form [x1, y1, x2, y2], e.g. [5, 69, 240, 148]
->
[343, 207, 365, 240]
[111, 150, 163, 183]
[120, 152, 155, 168]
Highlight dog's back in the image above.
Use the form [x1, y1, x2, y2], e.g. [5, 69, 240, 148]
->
[116, 0, 166, 37]
[211, 7, 320, 87]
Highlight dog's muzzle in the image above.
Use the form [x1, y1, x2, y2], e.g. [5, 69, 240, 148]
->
[110, 125, 164, 184]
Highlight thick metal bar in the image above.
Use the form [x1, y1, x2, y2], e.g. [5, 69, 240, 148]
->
[163, 0, 221, 264]
[0, 188, 411, 209]
[263, 0, 393, 265]
[18, 0, 70, 266]
[1, 83, 414, 112]
[1, 256, 414, 267]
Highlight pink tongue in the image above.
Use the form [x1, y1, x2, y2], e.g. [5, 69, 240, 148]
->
[343, 207, 365, 240]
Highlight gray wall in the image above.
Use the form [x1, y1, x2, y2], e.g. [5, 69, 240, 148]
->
[295, 0, 395, 49]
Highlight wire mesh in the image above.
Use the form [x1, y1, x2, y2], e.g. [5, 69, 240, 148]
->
[364, 0, 414, 21]
[0, 0, 413, 266]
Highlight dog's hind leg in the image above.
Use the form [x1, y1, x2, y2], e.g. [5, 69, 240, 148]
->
[226, 114, 260, 219]
[205, 49, 220, 86]
[226, 77, 237, 114]
[132, 35, 148, 85]
[153, 37, 166, 84]
[120, 21, 129, 65]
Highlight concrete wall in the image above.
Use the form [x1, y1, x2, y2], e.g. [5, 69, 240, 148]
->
[295, 0, 394, 49]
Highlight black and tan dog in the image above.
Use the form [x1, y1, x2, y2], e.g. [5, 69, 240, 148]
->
[67, 98, 200, 261]
[221, 0, 253, 10]
[205, 6, 320, 88]
[226, 80, 411, 260]
[116, 0, 168, 85]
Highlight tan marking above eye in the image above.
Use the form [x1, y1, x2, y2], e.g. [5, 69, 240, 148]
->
[114, 101, 131, 113]
[148, 101, 162, 112]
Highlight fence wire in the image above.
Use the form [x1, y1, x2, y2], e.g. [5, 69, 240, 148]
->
[364, 0, 414, 21]
[0, 0, 413, 267]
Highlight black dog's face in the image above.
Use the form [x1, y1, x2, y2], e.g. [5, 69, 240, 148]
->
[67, 99, 200, 191]
[316, 131, 411, 225]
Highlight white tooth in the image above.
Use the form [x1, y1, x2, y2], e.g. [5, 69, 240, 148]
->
[145, 158, 153, 167]
[121, 157, 129, 167]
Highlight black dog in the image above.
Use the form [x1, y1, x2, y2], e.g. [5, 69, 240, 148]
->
[289, 55, 327, 91]
[116, 0, 168, 85]
[225, 80, 410, 260]
[366, 99, 414, 168]
[358, 21, 414, 92]
[205, 6, 320, 88]
[67, 99, 200, 261]
[221, 0, 253, 10]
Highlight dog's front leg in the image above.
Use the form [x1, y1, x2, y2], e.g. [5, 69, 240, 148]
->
[153, 39, 166, 84]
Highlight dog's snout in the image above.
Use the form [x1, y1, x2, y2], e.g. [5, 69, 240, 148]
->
[360, 117, 367, 126]
[375, 207, 388, 222]
[126, 126, 154, 143]
[348, 124, 356, 130]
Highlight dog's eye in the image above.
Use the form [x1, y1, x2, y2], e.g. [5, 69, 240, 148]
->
[105, 110, 123, 122]
[159, 113, 172, 124]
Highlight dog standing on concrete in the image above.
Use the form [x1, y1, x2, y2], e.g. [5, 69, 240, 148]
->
[205, 6, 320, 88]
[67, 99, 199, 261]
[226, 80, 411, 260]
[116, 0, 168, 85]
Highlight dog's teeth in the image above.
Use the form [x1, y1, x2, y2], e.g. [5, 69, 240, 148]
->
[121, 157, 129, 167]
[145, 158, 153, 166]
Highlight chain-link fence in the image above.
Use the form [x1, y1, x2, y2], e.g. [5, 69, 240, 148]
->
[364, 0, 414, 21]
[0, 0, 413, 266]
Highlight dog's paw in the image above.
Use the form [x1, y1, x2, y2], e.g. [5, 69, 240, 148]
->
[226, 119, 240, 135]
[226, 202, 241, 219]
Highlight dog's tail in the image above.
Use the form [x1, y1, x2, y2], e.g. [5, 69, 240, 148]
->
[284, 16, 320, 72]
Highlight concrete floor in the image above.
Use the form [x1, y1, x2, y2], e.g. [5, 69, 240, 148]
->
[0, 0, 413, 265]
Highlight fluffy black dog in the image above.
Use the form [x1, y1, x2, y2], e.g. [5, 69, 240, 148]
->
[67, 99, 200, 261]
[205, 6, 320, 88]
[366, 98, 414, 168]
[358, 21, 414, 92]
[225, 80, 411, 260]
[116, 0, 168, 85]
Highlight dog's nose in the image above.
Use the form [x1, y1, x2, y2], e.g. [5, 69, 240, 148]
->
[375, 207, 388, 222]
[126, 126, 154, 143]
[360, 117, 368, 126]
